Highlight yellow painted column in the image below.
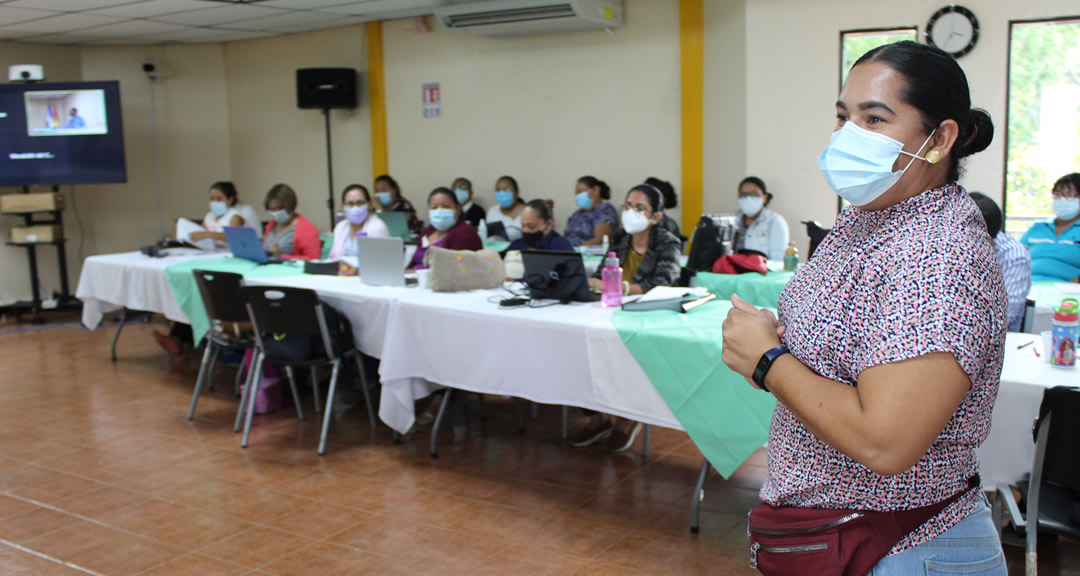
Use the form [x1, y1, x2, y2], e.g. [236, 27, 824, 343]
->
[367, 21, 388, 177]
[679, 0, 704, 233]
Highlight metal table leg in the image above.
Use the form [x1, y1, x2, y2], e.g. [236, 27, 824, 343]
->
[110, 309, 128, 362]
[690, 460, 710, 534]
[430, 389, 454, 459]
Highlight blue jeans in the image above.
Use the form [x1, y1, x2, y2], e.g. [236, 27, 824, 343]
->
[870, 495, 1006, 575]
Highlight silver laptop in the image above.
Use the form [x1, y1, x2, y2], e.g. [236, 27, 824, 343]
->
[356, 236, 405, 287]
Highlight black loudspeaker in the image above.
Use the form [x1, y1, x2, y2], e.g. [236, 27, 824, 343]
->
[296, 68, 358, 109]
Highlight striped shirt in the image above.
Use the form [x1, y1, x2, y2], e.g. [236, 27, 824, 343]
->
[1020, 218, 1080, 282]
[995, 232, 1031, 332]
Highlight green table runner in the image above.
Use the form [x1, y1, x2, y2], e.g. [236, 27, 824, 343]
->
[164, 258, 304, 343]
[613, 302, 776, 478]
[694, 269, 794, 309]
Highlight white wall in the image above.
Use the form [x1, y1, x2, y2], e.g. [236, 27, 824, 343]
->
[381, 0, 681, 230]
[704, 0, 748, 216]
[745, 0, 1080, 254]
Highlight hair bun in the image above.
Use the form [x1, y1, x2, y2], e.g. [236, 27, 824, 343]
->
[959, 108, 994, 157]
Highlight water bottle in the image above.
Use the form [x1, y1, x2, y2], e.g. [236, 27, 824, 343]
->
[601, 252, 625, 308]
[601, 234, 609, 256]
[783, 243, 799, 271]
[1051, 298, 1078, 368]
[478, 219, 488, 240]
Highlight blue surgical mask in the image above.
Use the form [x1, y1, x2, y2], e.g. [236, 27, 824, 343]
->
[1053, 198, 1080, 221]
[575, 192, 594, 211]
[429, 208, 456, 231]
[209, 201, 228, 217]
[738, 197, 764, 217]
[269, 209, 290, 224]
[376, 192, 393, 206]
[454, 187, 470, 205]
[495, 190, 515, 209]
[818, 122, 936, 207]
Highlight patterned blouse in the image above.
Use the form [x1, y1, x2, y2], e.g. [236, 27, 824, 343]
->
[565, 201, 619, 246]
[763, 183, 1006, 555]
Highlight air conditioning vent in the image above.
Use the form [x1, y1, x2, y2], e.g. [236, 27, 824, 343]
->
[436, 0, 622, 37]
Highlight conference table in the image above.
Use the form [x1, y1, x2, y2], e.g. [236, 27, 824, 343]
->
[76, 250, 1069, 492]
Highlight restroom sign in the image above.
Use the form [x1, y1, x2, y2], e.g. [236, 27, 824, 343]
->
[422, 83, 440, 118]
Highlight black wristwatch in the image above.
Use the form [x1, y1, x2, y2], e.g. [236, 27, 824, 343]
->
[752, 346, 789, 393]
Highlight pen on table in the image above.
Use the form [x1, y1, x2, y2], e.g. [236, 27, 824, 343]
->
[1017, 340, 1034, 350]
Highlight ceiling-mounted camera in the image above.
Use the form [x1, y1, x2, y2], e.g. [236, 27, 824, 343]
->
[8, 65, 44, 83]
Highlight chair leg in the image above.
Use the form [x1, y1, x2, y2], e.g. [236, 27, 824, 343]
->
[690, 460, 710, 534]
[476, 394, 488, 421]
[642, 424, 651, 459]
[318, 360, 341, 455]
[431, 389, 454, 459]
[311, 366, 321, 414]
[233, 356, 245, 397]
[530, 401, 538, 420]
[561, 405, 569, 440]
[110, 309, 128, 362]
[515, 398, 527, 435]
[284, 366, 305, 421]
[353, 354, 376, 427]
[234, 351, 259, 432]
[240, 353, 266, 447]
[206, 345, 219, 392]
[187, 343, 217, 420]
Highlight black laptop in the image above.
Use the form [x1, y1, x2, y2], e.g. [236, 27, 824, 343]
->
[521, 250, 595, 303]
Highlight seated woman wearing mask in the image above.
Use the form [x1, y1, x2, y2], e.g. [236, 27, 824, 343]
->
[328, 184, 391, 260]
[506, 199, 574, 252]
[374, 174, 421, 235]
[188, 181, 262, 246]
[486, 175, 526, 242]
[1021, 173, 1080, 282]
[263, 183, 321, 260]
[452, 177, 486, 228]
[565, 176, 617, 246]
[407, 187, 483, 270]
[575, 184, 682, 452]
[734, 176, 790, 261]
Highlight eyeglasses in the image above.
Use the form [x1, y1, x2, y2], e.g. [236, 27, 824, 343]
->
[342, 201, 368, 208]
[1053, 188, 1080, 199]
[738, 191, 764, 199]
[622, 203, 652, 215]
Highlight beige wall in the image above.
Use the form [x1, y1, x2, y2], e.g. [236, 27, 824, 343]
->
[745, 0, 1080, 254]
[703, 0, 748, 215]
[225, 25, 371, 230]
[381, 0, 681, 229]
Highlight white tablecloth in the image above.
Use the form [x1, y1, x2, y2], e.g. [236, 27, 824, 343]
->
[75, 250, 223, 329]
[977, 332, 1078, 488]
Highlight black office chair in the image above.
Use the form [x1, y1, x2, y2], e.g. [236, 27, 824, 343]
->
[802, 221, 831, 260]
[236, 286, 375, 455]
[993, 386, 1080, 576]
[187, 270, 255, 420]
[1022, 298, 1037, 334]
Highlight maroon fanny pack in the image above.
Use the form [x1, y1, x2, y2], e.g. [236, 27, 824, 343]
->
[746, 475, 979, 576]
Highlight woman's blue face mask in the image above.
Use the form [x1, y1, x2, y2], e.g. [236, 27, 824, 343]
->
[818, 121, 935, 207]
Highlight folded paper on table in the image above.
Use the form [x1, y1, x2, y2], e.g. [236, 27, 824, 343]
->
[176, 218, 215, 251]
[612, 301, 776, 478]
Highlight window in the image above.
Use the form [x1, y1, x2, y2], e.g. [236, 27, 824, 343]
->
[836, 28, 918, 211]
[1005, 18, 1080, 237]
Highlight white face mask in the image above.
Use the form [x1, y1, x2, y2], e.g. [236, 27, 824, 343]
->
[621, 209, 650, 235]
[739, 196, 764, 217]
[1053, 197, 1080, 222]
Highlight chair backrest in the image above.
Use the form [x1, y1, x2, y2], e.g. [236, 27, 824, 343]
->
[1022, 298, 1037, 334]
[1035, 386, 1080, 493]
[802, 221, 831, 260]
[240, 285, 327, 340]
[193, 270, 248, 324]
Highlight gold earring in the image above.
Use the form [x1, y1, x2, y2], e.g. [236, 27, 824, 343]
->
[926, 150, 942, 165]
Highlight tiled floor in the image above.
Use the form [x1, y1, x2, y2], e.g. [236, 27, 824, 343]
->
[1, 314, 1078, 575]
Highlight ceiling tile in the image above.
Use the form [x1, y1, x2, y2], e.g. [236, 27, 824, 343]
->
[259, 0, 360, 8]
[225, 10, 342, 31]
[0, 28, 36, 40]
[147, 26, 274, 43]
[274, 17, 367, 34]
[0, 13, 124, 34]
[25, 33, 106, 44]
[150, 4, 287, 26]
[77, 19, 189, 37]
[85, 0, 215, 18]
[0, 6, 60, 26]
[5, 0, 139, 10]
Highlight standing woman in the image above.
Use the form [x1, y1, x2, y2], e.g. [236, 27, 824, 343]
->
[733, 176, 790, 261]
[407, 187, 483, 270]
[486, 175, 526, 242]
[565, 176, 618, 246]
[722, 41, 1005, 574]
[374, 174, 421, 235]
[328, 184, 391, 259]
[263, 183, 321, 260]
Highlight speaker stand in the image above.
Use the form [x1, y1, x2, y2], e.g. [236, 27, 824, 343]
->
[322, 107, 335, 229]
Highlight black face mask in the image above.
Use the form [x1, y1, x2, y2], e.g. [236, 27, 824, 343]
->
[522, 230, 544, 247]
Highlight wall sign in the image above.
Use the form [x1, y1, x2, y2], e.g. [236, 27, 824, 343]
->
[422, 83, 440, 118]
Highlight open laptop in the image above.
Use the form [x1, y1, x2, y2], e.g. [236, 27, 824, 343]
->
[521, 250, 595, 302]
[357, 236, 405, 287]
[224, 226, 282, 264]
[376, 212, 410, 242]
